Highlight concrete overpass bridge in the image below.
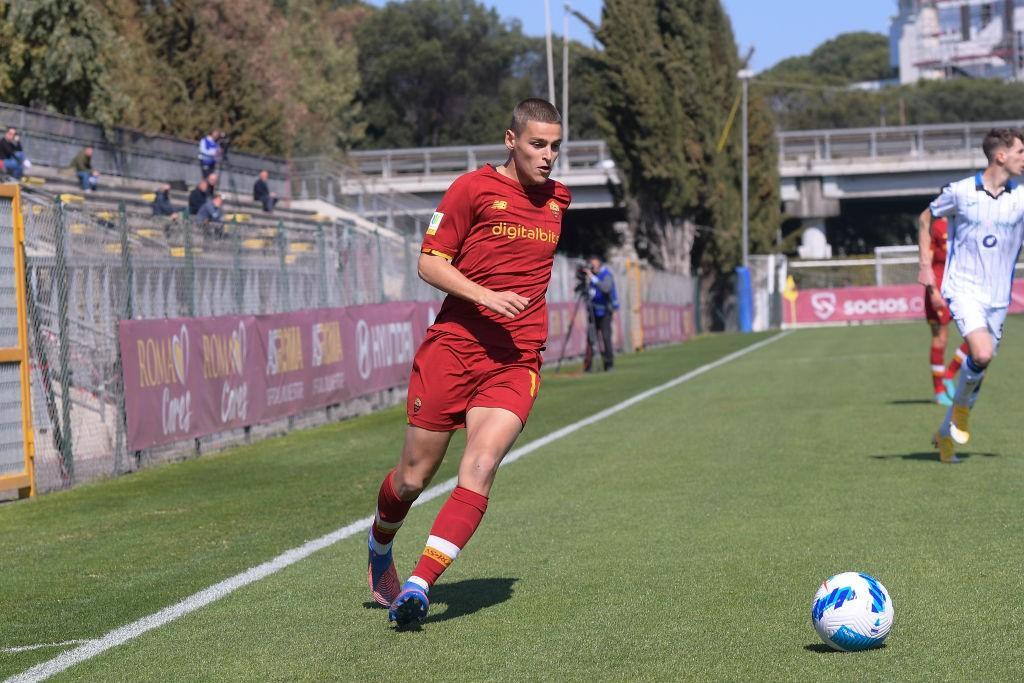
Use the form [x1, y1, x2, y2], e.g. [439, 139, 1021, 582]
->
[292, 120, 1020, 224]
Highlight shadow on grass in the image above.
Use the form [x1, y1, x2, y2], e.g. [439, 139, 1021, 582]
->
[888, 399, 940, 406]
[870, 451, 999, 463]
[364, 577, 518, 626]
[804, 643, 887, 654]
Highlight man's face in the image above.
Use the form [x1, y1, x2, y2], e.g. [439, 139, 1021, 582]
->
[589, 258, 601, 273]
[208, 173, 218, 186]
[1001, 138, 1024, 176]
[85, 147, 93, 156]
[213, 196, 222, 206]
[505, 120, 562, 185]
[4, 128, 14, 141]
[259, 171, 268, 181]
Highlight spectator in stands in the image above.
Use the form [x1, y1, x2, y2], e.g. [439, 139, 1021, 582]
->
[1, 126, 25, 180]
[206, 172, 219, 197]
[152, 184, 177, 217]
[188, 179, 210, 215]
[196, 194, 225, 237]
[253, 169, 278, 212]
[70, 146, 100, 191]
[198, 130, 223, 178]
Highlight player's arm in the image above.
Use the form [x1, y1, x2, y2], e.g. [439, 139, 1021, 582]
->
[917, 208, 936, 288]
[417, 252, 528, 319]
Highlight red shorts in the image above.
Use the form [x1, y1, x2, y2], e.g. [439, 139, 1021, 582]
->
[406, 329, 543, 431]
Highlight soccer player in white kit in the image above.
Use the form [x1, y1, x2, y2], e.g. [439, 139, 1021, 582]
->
[919, 128, 1024, 463]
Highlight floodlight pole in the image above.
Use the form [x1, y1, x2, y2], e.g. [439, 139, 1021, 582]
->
[739, 68, 753, 269]
[562, 2, 571, 173]
[544, 0, 556, 105]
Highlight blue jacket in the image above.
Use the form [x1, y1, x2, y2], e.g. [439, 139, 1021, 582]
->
[589, 265, 619, 317]
[198, 136, 220, 164]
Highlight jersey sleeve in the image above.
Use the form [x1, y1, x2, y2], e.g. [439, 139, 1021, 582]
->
[421, 175, 476, 260]
[929, 185, 956, 218]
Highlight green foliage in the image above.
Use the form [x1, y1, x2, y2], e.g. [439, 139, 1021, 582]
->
[1, 0, 364, 157]
[762, 31, 1024, 131]
[0, 0, 128, 130]
[587, 0, 779, 274]
[763, 32, 893, 85]
[354, 0, 533, 148]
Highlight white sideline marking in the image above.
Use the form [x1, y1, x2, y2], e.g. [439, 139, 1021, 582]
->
[7, 332, 789, 682]
[0, 641, 92, 655]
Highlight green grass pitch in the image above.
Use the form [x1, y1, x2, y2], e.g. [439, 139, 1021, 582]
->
[2, 320, 1023, 680]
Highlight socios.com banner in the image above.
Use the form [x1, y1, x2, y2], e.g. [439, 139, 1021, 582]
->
[784, 281, 1024, 326]
[120, 302, 437, 450]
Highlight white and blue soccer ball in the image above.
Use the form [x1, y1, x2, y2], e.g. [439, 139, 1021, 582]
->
[811, 572, 894, 651]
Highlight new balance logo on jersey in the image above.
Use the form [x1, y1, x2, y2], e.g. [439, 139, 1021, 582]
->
[491, 200, 508, 210]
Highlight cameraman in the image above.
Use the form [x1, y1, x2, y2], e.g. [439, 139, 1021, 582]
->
[584, 255, 619, 372]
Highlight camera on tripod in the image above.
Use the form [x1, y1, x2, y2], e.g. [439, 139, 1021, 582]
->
[574, 262, 591, 295]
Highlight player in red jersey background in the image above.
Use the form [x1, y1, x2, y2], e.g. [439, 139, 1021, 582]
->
[365, 99, 571, 628]
[917, 212, 969, 406]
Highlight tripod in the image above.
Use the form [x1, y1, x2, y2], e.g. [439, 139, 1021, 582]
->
[555, 287, 605, 373]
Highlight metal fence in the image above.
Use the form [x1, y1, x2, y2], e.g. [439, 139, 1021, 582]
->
[17, 191, 694, 494]
[786, 244, 1024, 295]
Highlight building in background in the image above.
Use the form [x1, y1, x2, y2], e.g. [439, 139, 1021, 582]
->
[891, 0, 1023, 83]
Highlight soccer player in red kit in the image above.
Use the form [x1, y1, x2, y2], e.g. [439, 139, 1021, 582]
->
[917, 212, 969, 405]
[365, 99, 571, 628]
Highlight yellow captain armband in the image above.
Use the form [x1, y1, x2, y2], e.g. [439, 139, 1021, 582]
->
[422, 248, 454, 262]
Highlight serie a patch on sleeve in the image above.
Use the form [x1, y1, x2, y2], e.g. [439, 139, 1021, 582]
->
[426, 211, 444, 235]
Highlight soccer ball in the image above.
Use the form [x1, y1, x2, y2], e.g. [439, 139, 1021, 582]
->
[811, 572, 894, 651]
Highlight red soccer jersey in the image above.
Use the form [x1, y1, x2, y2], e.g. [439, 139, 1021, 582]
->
[930, 216, 949, 285]
[420, 164, 572, 351]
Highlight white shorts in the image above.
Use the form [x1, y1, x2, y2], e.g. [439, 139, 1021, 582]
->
[946, 297, 1008, 350]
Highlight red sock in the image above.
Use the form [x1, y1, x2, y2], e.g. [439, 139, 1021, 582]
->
[408, 486, 488, 590]
[946, 342, 969, 378]
[371, 470, 414, 547]
[930, 346, 945, 393]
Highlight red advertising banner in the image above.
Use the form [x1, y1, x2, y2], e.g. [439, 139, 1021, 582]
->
[641, 303, 695, 346]
[120, 302, 437, 450]
[783, 284, 925, 326]
[784, 281, 1024, 326]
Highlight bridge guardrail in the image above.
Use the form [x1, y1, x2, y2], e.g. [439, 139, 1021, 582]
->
[777, 120, 1024, 163]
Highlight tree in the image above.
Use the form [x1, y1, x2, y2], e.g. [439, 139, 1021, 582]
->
[761, 31, 1024, 131]
[0, 0, 128, 130]
[586, 0, 779, 276]
[354, 0, 537, 148]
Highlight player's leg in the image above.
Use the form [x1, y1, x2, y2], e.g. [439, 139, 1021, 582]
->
[391, 407, 523, 627]
[391, 356, 538, 627]
[939, 299, 999, 448]
[928, 321, 952, 406]
[368, 426, 452, 607]
[371, 331, 469, 607]
[944, 341, 970, 396]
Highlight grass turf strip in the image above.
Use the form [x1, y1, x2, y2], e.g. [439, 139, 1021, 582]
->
[0, 331, 767, 679]
[9, 320, 1024, 680]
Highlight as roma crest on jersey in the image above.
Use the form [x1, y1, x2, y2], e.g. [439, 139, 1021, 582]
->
[548, 200, 560, 215]
[413, 397, 422, 413]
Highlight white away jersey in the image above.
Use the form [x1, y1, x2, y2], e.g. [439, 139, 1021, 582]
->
[929, 172, 1024, 307]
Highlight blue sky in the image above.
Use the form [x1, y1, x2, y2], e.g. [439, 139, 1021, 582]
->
[366, 1, 896, 72]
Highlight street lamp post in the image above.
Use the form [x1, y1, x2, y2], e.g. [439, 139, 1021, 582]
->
[562, 2, 570, 173]
[738, 68, 753, 269]
[544, 0, 556, 105]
